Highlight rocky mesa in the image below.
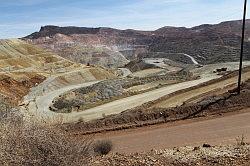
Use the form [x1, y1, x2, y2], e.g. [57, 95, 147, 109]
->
[23, 19, 250, 68]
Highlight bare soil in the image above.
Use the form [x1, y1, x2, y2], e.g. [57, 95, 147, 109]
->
[90, 144, 250, 166]
[0, 73, 45, 104]
[64, 75, 250, 135]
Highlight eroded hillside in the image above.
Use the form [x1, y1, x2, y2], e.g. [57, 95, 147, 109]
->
[0, 39, 116, 104]
[24, 19, 250, 68]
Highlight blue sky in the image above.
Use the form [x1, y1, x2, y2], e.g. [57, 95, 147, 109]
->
[0, 0, 249, 39]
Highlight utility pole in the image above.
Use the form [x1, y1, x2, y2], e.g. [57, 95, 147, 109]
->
[238, 0, 248, 94]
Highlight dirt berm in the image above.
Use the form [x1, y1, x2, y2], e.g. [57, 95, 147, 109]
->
[64, 78, 250, 135]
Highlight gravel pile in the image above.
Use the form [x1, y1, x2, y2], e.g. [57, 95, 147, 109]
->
[90, 144, 250, 166]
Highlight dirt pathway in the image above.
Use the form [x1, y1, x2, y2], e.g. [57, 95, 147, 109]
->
[96, 108, 250, 153]
[67, 76, 218, 122]
[154, 71, 250, 108]
[20, 81, 99, 123]
[21, 62, 250, 123]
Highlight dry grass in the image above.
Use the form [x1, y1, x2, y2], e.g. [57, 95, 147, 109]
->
[236, 134, 247, 147]
[0, 109, 93, 166]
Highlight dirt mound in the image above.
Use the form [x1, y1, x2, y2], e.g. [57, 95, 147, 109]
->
[125, 59, 158, 72]
[90, 145, 250, 166]
[52, 71, 190, 113]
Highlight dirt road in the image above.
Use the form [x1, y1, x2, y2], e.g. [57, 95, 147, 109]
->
[97, 108, 250, 153]
[154, 70, 250, 108]
[22, 75, 217, 123]
[24, 70, 250, 123]
[21, 62, 250, 123]
[68, 76, 218, 122]
[68, 69, 250, 122]
[183, 53, 199, 64]
[20, 81, 99, 123]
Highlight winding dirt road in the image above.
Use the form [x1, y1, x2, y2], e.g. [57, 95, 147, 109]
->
[96, 108, 250, 153]
[21, 62, 250, 123]
[21, 76, 218, 123]
[154, 70, 250, 108]
[20, 81, 99, 122]
[68, 76, 218, 122]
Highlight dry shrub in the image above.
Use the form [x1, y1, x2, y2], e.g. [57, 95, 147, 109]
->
[93, 140, 113, 155]
[0, 109, 92, 166]
[236, 134, 247, 147]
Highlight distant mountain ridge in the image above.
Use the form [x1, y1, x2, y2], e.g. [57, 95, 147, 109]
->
[23, 19, 250, 67]
[25, 20, 250, 39]
[25, 25, 151, 40]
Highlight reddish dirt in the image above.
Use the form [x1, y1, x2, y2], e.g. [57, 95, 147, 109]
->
[64, 79, 250, 154]
[0, 73, 45, 104]
[94, 108, 250, 154]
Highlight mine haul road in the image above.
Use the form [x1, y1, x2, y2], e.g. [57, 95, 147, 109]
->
[67, 76, 218, 122]
[67, 70, 250, 122]
[21, 76, 213, 122]
[96, 108, 250, 153]
[22, 69, 250, 123]
[22, 75, 218, 123]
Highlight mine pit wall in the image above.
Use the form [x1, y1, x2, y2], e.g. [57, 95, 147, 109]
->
[24, 68, 115, 101]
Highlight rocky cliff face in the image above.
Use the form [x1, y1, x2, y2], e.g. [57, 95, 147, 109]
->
[23, 19, 250, 67]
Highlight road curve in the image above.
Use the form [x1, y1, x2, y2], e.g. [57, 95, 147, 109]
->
[22, 76, 217, 123]
[20, 81, 99, 122]
[183, 53, 199, 64]
[96, 108, 250, 153]
[67, 76, 218, 122]
[21, 62, 250, 123]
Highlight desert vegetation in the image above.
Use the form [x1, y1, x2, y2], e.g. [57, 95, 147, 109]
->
[0, 107, 96, 166]
[93, 140, 113, 155]
[91, 144, 250, 166]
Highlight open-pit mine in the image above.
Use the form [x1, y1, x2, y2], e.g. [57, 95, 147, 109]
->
[1, 20, 250, 164]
